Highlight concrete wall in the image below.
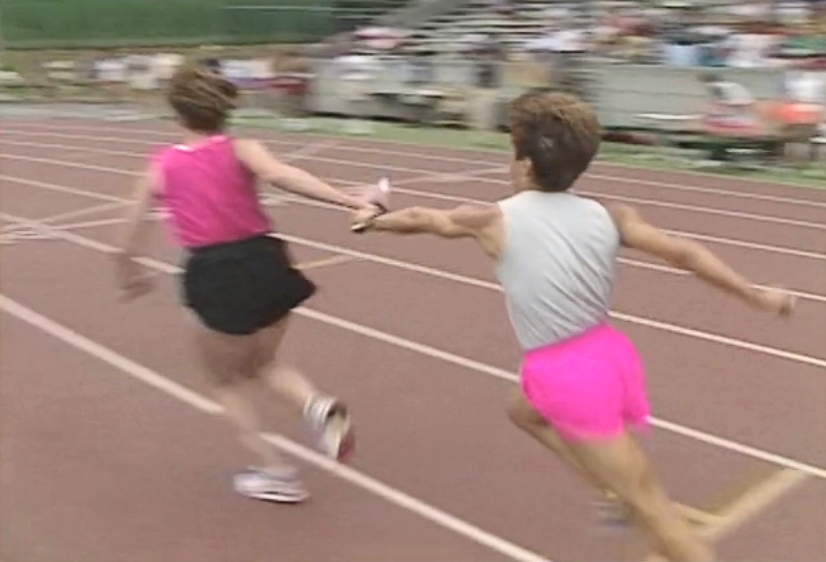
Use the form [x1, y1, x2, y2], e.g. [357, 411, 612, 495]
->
[307, 57, 798, 130]
[593, 65, 786, 127]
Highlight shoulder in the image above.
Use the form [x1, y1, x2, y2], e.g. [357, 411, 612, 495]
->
[575, 197, 631, 242]
[231, 137, 262, 156]
[580, 196, 633, 222]
[593, 200, 659, 248]
[597, 200, 638, 225]
[495, 190, 535, 214]
[231, 137, 282, 168]
[149, 143, 174, 165]
[449, 203, 502, 230]
[447, 203, 504, 260]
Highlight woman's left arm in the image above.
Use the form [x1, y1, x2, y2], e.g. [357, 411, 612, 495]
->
[113, 166, 157, 297]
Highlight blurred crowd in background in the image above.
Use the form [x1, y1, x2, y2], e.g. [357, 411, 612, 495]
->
[334, 0, 826, 69]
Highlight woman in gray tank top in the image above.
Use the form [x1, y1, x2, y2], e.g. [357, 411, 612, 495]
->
[352, 91, 794, 562]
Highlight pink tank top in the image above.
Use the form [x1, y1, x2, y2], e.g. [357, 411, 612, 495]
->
[151, 135, 272, 249]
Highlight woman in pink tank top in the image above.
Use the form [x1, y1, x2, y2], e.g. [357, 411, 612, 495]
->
[113, 65, 386, 503]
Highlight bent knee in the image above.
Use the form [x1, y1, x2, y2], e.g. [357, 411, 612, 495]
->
[505, 387, 544, 429]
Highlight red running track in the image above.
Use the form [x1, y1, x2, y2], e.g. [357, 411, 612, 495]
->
[2, 117, 825, 562]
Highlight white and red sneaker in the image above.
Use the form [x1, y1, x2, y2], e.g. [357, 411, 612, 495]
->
[303, 395, 356, 462]
[233, 467, 310, 503]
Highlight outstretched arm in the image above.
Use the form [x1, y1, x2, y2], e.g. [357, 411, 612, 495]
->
[113, 166, 157, 298]
[234, 139, 372, 210]
[117, 167, 156, 257]
[607, 202, 794, 315]
[355, 203, 504, 259]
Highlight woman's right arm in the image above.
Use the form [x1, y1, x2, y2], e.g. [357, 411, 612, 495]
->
[234, 138, 370, 210]
[606, 202, 795, 316]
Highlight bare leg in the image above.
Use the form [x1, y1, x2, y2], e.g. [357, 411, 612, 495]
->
[567, 433, 715, 562]
[191, 317, 310, 502]
[192, 322, 292, 473]
[250, 315, 319, 411]
[252, 313, 355, 461]
[251, 315, 342, 421]
[506, 388, 610, 494]
[212, 381, 292, 471]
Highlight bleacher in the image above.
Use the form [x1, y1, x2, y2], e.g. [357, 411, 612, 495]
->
[406, 1, 585, 53]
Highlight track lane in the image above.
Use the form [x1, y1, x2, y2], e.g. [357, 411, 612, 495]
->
[3, 154, 824, 295]
[2, 314, 526, 562]
[4, 116, 824, 562]
[10, 119, 826, 205]
[4, 229, 804, 562]
[5, 126, 826, 226]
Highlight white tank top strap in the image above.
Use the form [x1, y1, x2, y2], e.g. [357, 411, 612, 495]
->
[495, 190, 619, 351]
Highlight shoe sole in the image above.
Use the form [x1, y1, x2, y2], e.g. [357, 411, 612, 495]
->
[237, 489, 310, 503]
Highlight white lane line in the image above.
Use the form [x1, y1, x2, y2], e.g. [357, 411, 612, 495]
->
[579, 191, 826, 230]
[0, 167, 492, 207]
[288, 182, 826, 266]
[30, 184, 826, 305]
[4, 172, 825, 302]
[7, 124, 826, 207]
[671, 231, 824, 260]
[0, 139, 508, 183]
[295, 254, 358, 270]
[3, 155, 824, 261]
[285, 139, 339, 160]
[0, 294, 552, 562]
[392, 183, 826, 231]
[0, 223, 57, 244]
[0, 201, 126, 233]
[15, 204, 826, 305]
[222, 179, 826, 263]
[276, 230, 826, 305]
[350, 183, 826, 256]
[45, 201, 128, 224]
[48, 217, 130, 231]
[5, 137, 826, 232]
[5, 139, 825, 230]
[7, 208, 826, 372]
[4, 211, 826, 480]
[297, 308, 826, 480]
[2, 174, 126, 201]
[0, 146, 504, 192]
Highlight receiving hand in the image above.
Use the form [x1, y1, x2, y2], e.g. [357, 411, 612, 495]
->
[351, 205, 381, 233]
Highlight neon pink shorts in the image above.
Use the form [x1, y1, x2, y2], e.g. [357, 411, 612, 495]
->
[520, 322, 651, 442]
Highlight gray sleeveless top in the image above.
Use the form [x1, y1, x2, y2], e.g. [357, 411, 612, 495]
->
[495, 190, 620, 351]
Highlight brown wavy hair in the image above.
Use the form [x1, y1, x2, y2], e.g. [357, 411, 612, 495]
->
[167, 64, 239, 133]
[508, 91, 601, 192]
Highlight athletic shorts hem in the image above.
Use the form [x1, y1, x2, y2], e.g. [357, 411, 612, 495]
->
[181, 235, 316, 336]
[186, 300, 305, 336]
[519, 322, 651, 442]
[549, 416, 652, 443]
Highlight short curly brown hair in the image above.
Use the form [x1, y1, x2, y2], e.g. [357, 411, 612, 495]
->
[508, 91, 601, 192]
[167, 64, 239, 133]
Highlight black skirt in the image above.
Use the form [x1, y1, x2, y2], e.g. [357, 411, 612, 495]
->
[181, 235, 316, 335]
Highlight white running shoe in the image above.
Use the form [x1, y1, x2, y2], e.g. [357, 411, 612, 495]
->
[303, 395, 356, 462]
[233, 467, 310, 503]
